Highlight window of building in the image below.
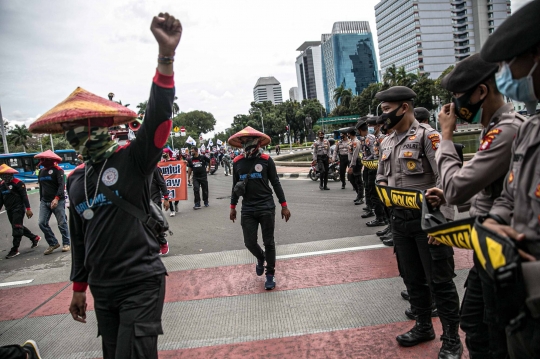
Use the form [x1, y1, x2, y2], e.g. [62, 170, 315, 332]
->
[488, 5, 493, 10]
[488, 12, 493, 18]
[489, 28, 494, 34]
[488, 20, 494, 26]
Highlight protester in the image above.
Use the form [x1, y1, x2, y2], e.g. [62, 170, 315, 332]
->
[222, 150, 232, 176]
[187, 146, 210, 209]
[229, 126, 291, 290]
[480, 2, 540, 357]
[35, 150, 71, 255]
[0, 164, 40, 259]
[29, 12, 182, 359]
[375, 86, 462, 358]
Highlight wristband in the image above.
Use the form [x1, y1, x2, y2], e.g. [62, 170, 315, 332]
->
[158, 55, 174, 64]
[230, 204, 236, 209]
[281, 202, 288, 207]
[73, 282, 88, 292]
[54, 196, 60, 200]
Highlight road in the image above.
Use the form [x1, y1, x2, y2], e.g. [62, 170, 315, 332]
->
[0, 170, 379, 273]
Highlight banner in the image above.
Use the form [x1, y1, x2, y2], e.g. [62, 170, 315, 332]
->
[361, 159, 379, 170]
[375, 185, 423, 210]
[158, 160, 187, 201]
[426, 217, 475, 250]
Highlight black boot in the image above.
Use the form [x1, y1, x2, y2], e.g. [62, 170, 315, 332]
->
[376, 226, 390, 237]
[361, 210, 375, 218]
[396, 313, 435, 347]
[401, 290, 410, 301]
[366, 218, 387, 227]
[438, 322, 463, 359]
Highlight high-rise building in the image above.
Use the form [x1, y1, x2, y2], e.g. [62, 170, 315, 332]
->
[289, 87, 299, 101]
[295, 41, 325, 105]
[375, 0, 511, 79]
[253, 77, 283, 105]
[320, 21, 379, 112]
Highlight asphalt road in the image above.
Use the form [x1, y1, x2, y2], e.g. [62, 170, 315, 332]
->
[0, 172, 385, 273]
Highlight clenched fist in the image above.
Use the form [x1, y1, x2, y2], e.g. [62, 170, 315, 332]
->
[151, 13, 183, 56]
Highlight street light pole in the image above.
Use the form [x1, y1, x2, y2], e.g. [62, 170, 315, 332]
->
[0, 104, 9, 154]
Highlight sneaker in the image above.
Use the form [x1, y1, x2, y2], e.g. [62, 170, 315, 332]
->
[265, 274, 276, 290]
[204, 202, 209, 207]
[159, 242, 169, 256]
[6, 249, 19, 259]
[62, 245, 70, 252]
[30, 236, 41, 248]
[22, 340, 42, 359]
[256, 256, 265, 276]
[44, 244, 60, 255]
[193, 203, 201, 210]
[169, 211, 176, 217]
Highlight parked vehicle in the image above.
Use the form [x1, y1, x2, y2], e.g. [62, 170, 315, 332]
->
[309, 159, 340, 182]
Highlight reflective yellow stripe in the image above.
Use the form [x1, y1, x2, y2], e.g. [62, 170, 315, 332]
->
[486, 236, 506, 270]
[471, 227, 487, 270]
[428, 224, 474, 249]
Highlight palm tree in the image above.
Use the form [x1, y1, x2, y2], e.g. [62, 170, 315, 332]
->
[333, 85, 353, 109]
[136, 101, 148, 116]
[173, 96, 180, 117]
[9, 124, 31, 152]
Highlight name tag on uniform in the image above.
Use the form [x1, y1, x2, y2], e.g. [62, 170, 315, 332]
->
[375, 185, 423, 210]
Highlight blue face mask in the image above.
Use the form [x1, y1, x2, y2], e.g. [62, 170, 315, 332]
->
[496, 59, 538, 114]
[368, 127, 375, 134]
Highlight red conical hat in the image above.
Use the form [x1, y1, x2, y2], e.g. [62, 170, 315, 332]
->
[34, 150, 62, 162]
[228, 126, 271, 148]
[29, 87, 137, 134]
[0, 164, 19, 174]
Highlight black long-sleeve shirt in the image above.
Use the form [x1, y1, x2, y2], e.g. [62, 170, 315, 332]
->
[151, 166, 169, 203]
[0, 178, 31, 211]
[38, 165, 65, 202]
[230, 154, 287, 211]
[67, 70, 174, 291]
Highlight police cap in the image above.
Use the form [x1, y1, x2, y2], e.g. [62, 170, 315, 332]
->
[441, 54, 498, 93]
[414, 107, 430, 121]
[346, 127, 357, 135]
[338, 127, 349, 134]
[355, 117, 369, 131]
[375, 86, 416, 102]
[366, 116, 379, 125]
[481, 0, 540, 62]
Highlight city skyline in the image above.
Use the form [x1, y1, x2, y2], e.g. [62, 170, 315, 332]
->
[0, 0, 533, 136]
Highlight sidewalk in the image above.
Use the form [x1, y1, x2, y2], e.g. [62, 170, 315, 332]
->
[0, 235, 472, 358]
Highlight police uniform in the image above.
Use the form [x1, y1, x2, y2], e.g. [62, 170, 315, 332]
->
[347, 129, 364, 202]
[375, 86, 461, 355]
[437, 53, 526, 359]
[333, 131, 350, 189]
[481, 2, 540, 357]
[312, 137, 331, 190]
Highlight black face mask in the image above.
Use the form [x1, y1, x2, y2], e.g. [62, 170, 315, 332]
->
[452, 87, 486, 124]
[380, 123, 388, 135]
[380, 104, 405, 129]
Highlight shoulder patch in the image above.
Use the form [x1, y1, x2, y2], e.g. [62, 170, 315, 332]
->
[427, 133, 440, 150]
[479, 129, 502, 151]
[12, 178, 21, 184]
[260, 153, 270, 160]
[233, 154, 245, 163]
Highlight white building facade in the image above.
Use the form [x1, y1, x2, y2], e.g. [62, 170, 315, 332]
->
[253, 77, 283, 104]
[375, 0, 511, 79]
[295, 41, 326, 105]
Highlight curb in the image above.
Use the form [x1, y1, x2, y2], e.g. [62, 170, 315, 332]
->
[278, 173, 310, 179]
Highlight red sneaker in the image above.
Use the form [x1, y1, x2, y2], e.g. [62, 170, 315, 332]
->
[31, 236, 41, 249]
[159, 242, 169, 256]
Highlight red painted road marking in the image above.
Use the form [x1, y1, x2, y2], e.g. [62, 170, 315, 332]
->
[157, 319, 469, 359]
[0, 282, 67, 321]
[0, 248, 474, 321]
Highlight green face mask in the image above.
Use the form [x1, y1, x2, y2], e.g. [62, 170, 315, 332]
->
[65, 126, 118, 164]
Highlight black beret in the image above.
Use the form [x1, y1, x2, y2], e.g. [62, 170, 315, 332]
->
[366, 116, 379, 125]
[375, 86, 416, 102]
[481, 0, 540, 62]
[356, 118, 368, 131]
[346, 127, 357, 134]
[338, 127, 349, 133]
[414, 107, 430, 121]
[441, 54, 498, 92]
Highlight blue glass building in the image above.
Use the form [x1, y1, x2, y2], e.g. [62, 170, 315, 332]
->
[321, 22, 379, 113]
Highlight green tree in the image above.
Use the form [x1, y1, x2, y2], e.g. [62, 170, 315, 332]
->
[412, 73, 436, 110]
[333, 85, 353, 108]
[136, 101, 147, 116]
[435, 65, 455, 104]
[9, 124, 31, 152]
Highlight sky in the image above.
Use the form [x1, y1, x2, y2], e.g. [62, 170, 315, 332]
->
[0, 0, 534, 137]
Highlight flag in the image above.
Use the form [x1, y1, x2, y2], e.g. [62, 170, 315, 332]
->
[217, 139, 223, 145]
[186, 136, 196, 146]
[209, 139, 213, 147]
[201, 144, 206, 151]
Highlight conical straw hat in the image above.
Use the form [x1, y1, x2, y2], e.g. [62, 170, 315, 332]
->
[29, 87, 137, 134]
[0, 164, 19, 174]
[228, 126, 271, 148]
[34, 150, 62, 162]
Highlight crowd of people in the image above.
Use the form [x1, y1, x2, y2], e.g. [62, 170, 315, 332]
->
[1, 2, 540, 358]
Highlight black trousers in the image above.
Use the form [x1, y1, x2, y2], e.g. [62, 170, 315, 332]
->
[91, 275, 166, 359]
[241, 209, 276, 275]
[339, 155, 349, 186]
[7, 208, 37, 251]
[0, 345, 27, 359]
[392, 214, 460, 324]
[366, 169, 385, 219]
[351, 168, 364, 198]
[193, 177, 209, 204]
[507, 316, 540, 359]
[317, 155, 329, 188]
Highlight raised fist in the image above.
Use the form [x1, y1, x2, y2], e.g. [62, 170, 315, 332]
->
[151, 13, 182, 56]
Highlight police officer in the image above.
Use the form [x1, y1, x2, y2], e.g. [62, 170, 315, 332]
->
[426, 53, 525, 359]
[312, 130, 332, 190]
[479, 2, 540, 357]
[333, 128, 350, 189]
[358, 118, 386, 226]
[375, 86, 462, 358]
[347, 127, 364, 204]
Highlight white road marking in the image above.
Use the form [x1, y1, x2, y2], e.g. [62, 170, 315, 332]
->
[276, 243, 386, 260]
[0, 279, 34, 287]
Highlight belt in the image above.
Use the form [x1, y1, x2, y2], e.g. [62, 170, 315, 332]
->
[317, 154, 328, 158]
[393, 208, 421, 220]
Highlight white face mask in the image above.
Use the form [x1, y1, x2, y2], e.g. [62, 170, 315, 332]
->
[496, 59, 539, 114]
